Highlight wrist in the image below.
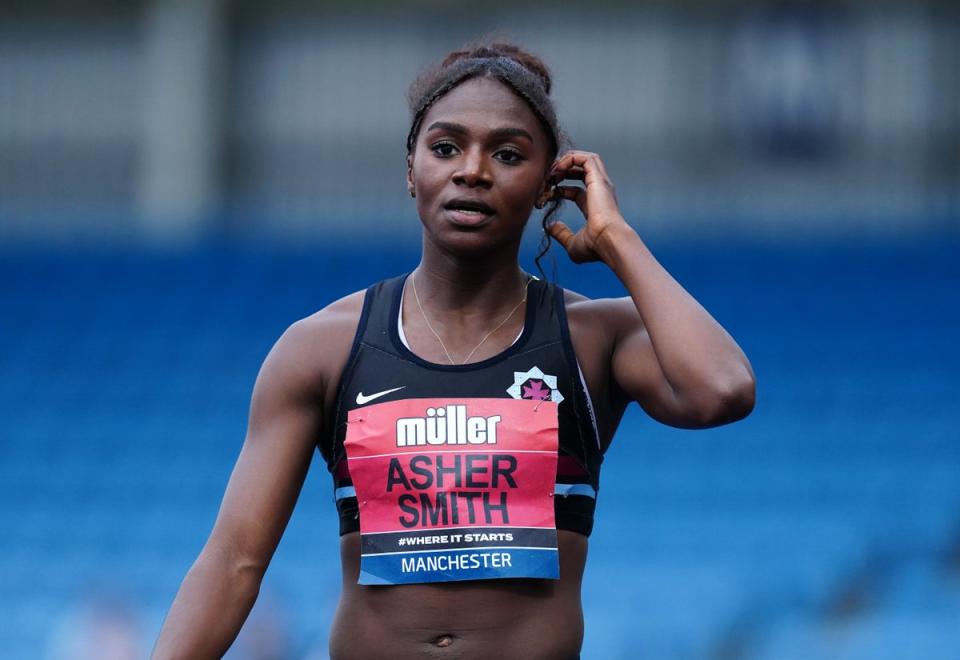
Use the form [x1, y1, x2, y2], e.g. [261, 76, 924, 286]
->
[594, 220, 642, 269]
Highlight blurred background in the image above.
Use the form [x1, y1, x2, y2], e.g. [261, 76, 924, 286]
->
[1, 0, 958, 658]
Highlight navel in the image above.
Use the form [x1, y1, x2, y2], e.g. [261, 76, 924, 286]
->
[432, 633, 455, 648]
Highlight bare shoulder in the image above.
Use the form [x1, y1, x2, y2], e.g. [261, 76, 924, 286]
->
[561, 288, 647, 370]
[562, 288, 643, 335]
[257, 289, 366, 408]
[299, 289, 366, 341]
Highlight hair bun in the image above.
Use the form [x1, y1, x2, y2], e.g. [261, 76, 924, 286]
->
[441, 41, 553, 95]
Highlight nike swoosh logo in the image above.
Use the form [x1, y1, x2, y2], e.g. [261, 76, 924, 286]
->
[356, 386, 406, 405]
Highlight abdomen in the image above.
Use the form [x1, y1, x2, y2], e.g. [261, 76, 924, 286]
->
[329, 531, 587, 660]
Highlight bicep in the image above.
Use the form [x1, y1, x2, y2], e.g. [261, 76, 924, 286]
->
[203, 322, 324, 573]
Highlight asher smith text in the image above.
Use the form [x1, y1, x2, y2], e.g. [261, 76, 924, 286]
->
[386, 453, 518, 528]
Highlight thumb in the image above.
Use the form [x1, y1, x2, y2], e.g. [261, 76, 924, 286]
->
[547, 220, 576, 253]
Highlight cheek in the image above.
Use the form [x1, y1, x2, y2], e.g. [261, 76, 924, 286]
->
[504, 172, 543, 208]
[411, 162, 445, 199]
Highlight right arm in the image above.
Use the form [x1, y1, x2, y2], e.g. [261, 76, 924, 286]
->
[152, 316, 331, 659]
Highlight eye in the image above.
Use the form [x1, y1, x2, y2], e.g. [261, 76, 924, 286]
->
[430, 141, 459, 158]
[496, 149, 525, 165]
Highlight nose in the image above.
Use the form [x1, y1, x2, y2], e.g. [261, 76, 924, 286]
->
[452, 147, 492, 188]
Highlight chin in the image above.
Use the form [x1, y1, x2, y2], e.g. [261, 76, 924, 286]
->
[423, 224, 517, 259]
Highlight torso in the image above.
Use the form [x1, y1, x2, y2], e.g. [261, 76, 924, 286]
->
[304, 278, 629, 660]
[330, 531, 587, 660]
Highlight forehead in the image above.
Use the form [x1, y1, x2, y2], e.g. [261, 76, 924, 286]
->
[420, 76, 548, 143]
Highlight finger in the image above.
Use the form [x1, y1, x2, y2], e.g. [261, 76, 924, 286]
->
[555, 185, 588, 214]
[550, 166, 586, 184]
[553, 150, 597, 170]
[579, 153, 611, 188]
[579, 154, 615, 192]
[546, 220, 577, 252]
[549, 154, 586, 181]
[590, 153, 611, 181]
[552, 152, 609, 189]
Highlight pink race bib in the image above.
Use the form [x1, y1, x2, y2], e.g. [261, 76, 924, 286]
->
[345, 398, 560, 585]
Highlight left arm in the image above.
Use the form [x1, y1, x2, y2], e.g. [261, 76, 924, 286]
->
[546, 151, 755, 428]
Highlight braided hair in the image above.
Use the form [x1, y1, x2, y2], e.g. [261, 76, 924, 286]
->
[406, 40, 570, 277]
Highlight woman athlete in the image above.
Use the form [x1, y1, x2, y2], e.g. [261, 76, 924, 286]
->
[152, 41, 755, 660]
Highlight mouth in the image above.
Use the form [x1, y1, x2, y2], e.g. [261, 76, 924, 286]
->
[443, 198, 496, 227]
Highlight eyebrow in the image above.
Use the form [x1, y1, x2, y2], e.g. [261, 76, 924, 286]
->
[425, 121, 535, 143]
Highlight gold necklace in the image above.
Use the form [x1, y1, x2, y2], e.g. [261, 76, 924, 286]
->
[409, 271, 532, 365]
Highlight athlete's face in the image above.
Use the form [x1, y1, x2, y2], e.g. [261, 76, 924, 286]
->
[407, 77, 553, 255]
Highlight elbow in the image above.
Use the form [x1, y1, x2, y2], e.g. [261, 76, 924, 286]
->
[199, 537, 270, 587]
[687, 369, 756, 428]
[727, 372, 757, 422]
[223, 548, 270, 585]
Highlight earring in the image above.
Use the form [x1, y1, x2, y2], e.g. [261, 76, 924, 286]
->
[409, 189, 416, 198]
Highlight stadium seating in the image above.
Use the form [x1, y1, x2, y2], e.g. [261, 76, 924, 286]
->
[1, 238, 957, 659]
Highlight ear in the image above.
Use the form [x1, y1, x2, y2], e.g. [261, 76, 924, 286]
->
[535, 176, 554, 209]
[406, 154, 415, 196]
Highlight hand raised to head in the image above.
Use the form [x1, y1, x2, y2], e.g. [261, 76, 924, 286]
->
[539, 150, 631, 265]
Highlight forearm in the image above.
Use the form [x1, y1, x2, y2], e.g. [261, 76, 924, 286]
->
[599, 224, 755, 417]
[152, 546, 264, 660]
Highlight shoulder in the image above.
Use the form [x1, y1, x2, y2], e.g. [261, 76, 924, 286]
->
[256, 289, 368, 406]
[299, 288, 367, 340]
[561, 287, 645, 338]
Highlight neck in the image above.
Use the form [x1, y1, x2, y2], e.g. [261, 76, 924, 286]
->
[414, 236, 527, 315]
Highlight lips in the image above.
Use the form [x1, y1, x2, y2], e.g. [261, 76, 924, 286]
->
[443, 197, 496, 227]
[444, 198, 495, 213]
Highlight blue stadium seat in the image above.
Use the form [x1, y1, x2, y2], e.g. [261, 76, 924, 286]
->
[2, 241, 958, 658]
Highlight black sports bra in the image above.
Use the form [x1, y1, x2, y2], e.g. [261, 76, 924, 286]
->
[320, 274, 604, 538]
